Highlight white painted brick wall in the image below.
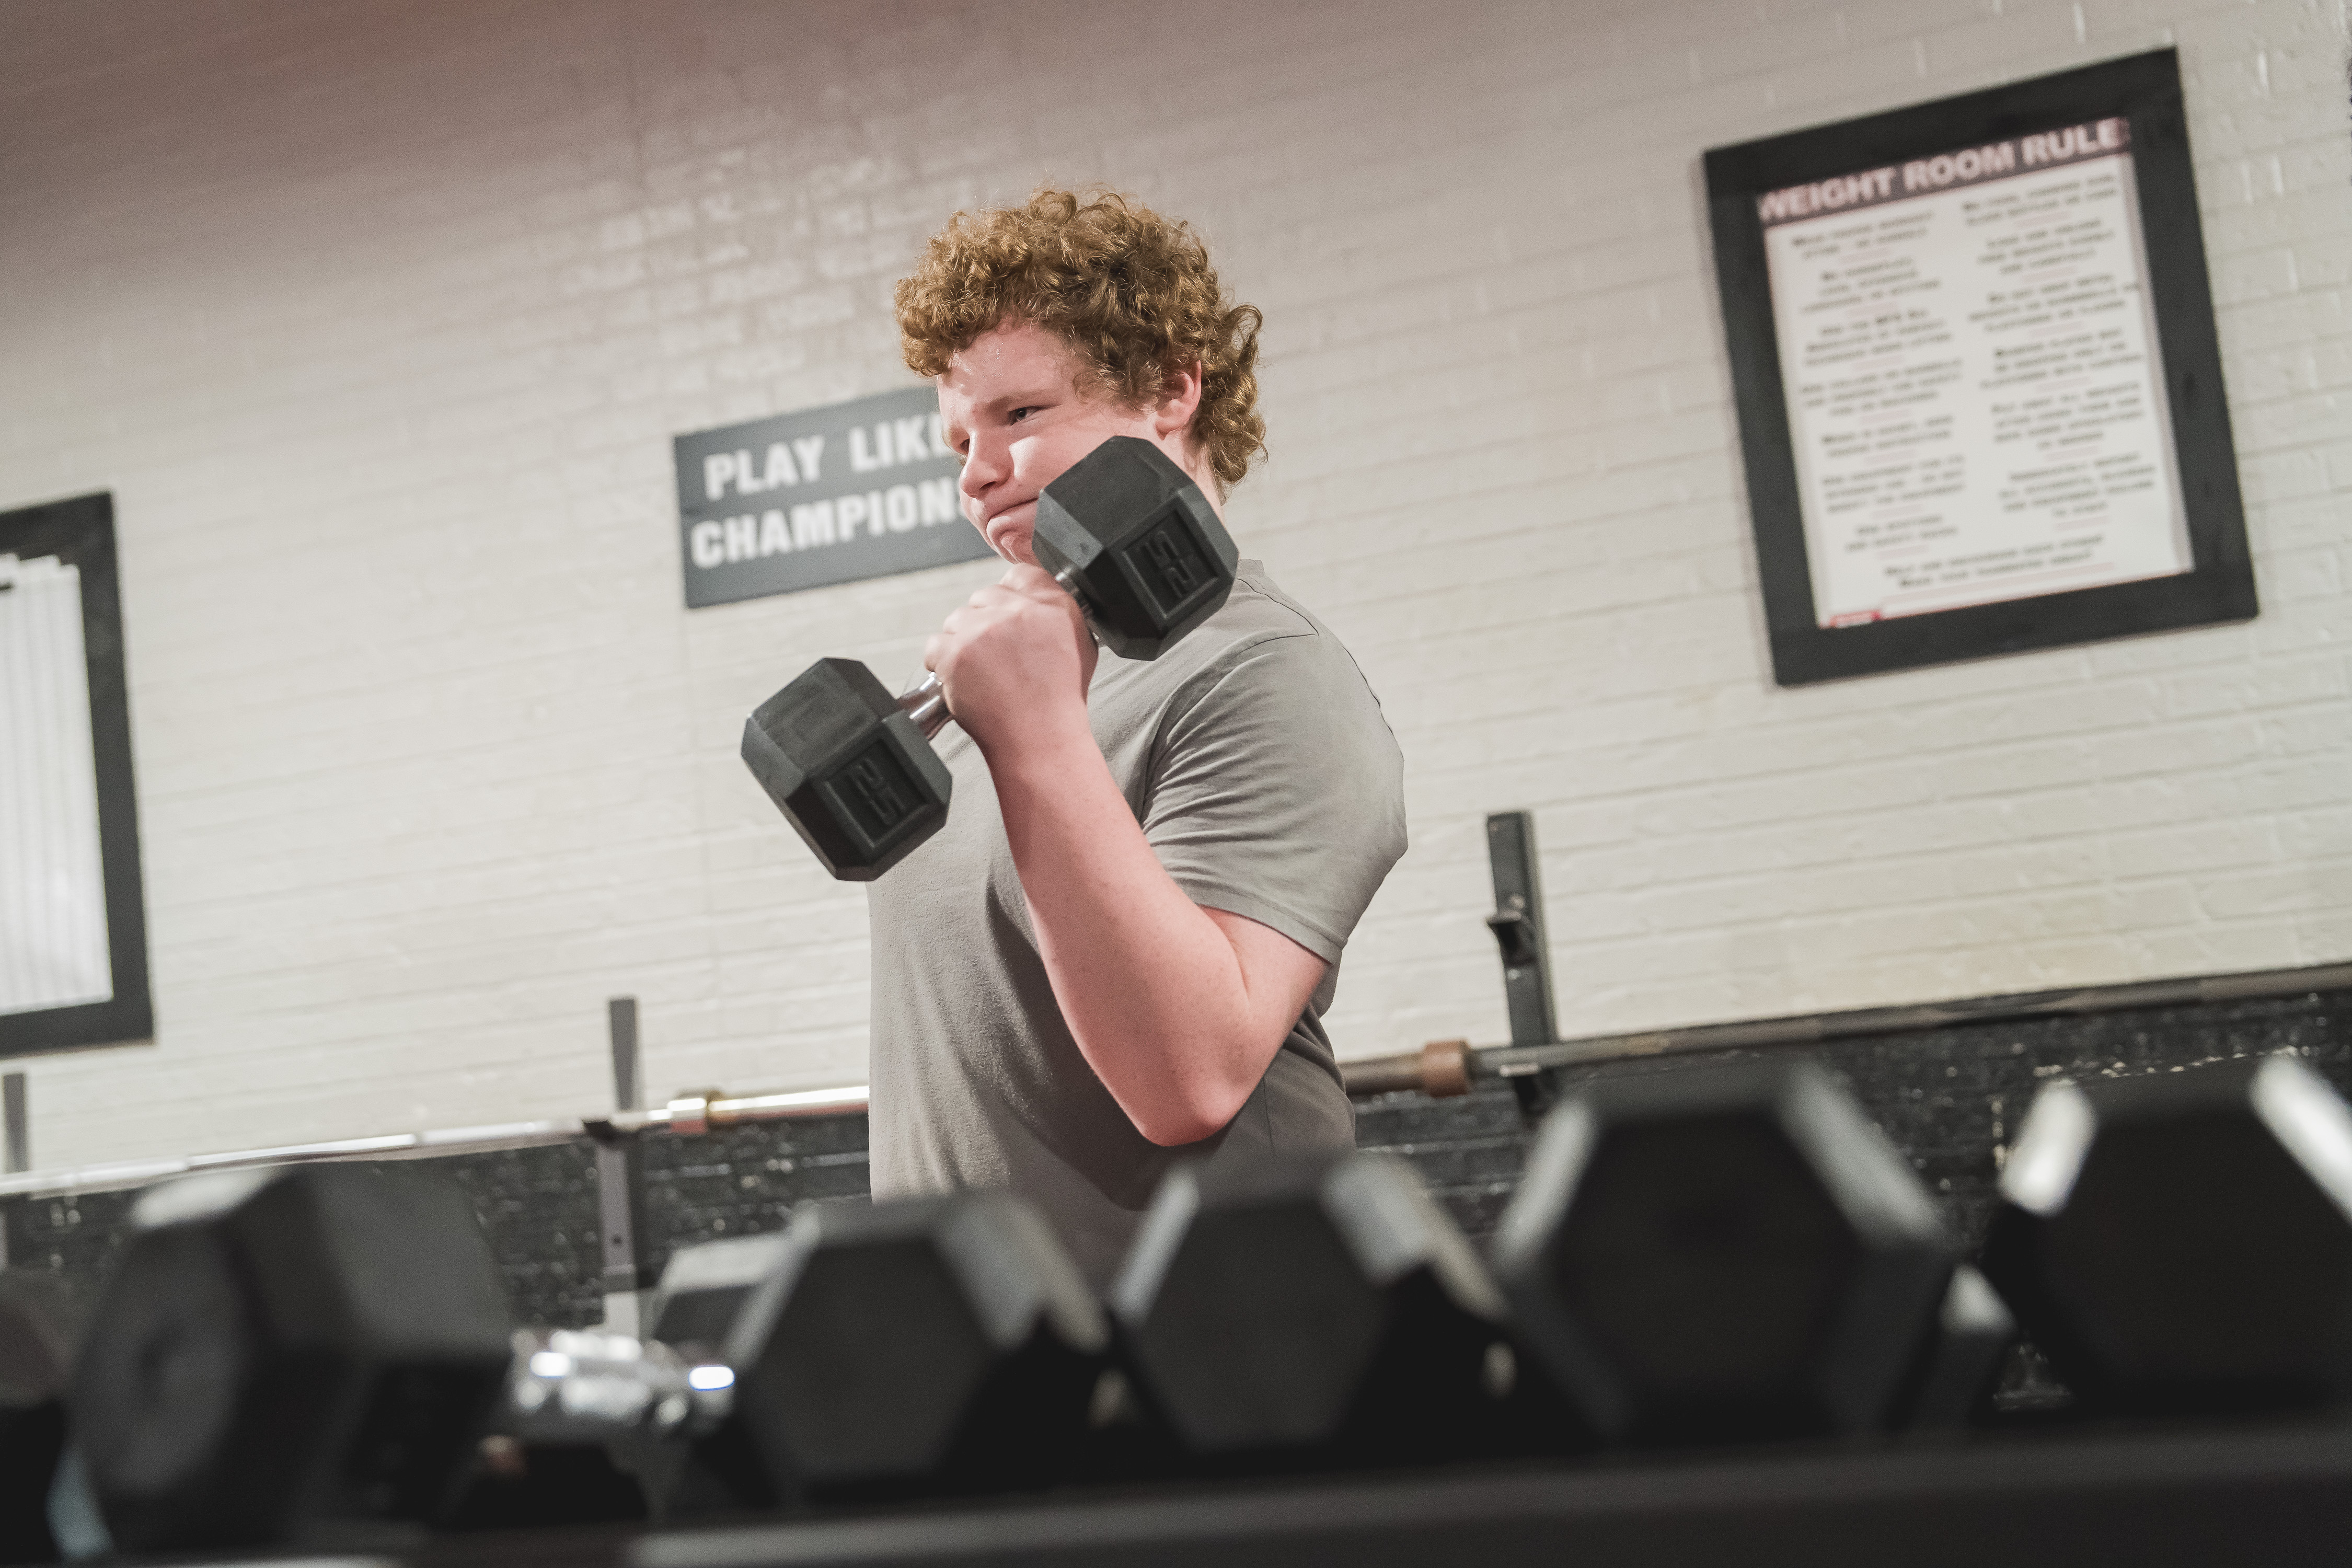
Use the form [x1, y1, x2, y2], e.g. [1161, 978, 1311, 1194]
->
[1, 0, 2344, 1169]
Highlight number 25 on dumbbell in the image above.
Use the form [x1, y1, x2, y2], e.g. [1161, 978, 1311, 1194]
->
[740, 437, 1239, 880]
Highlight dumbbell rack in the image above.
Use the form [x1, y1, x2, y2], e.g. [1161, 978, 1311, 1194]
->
[131, 1417, 2352, 1568]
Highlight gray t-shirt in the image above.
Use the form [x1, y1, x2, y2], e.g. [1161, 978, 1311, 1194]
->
[865, 561, 1409, 1283]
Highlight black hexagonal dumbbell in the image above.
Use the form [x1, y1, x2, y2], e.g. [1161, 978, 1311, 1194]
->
[596, 1230, 794, 1516]
[1491, 1059, 1961, 1444]
[66, 1164, 514, 1554]
[1982, 1052, 2352, 1415]
[704, 1191, 1108, 1503]
[67, 1171, 816, 1549]
[442, 1231, 790, 1528]
[486, 1207, 1102, 1511]
[1891, 1262, 2016, 1431]
[742, 435, 1239, 881]
[1108, 1152, 1521, 1466]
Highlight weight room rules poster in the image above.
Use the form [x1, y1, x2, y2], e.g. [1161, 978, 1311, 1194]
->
[1758, 117, 2193, 628]
[674, 386, 993, 608]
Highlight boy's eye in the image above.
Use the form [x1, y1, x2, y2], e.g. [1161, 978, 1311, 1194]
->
[1007, 406, 1036, 424]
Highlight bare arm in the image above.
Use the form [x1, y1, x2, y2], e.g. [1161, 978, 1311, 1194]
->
[928, 569, 1328, 1146]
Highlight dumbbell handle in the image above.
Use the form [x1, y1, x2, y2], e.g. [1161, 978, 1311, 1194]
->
[895, 564, 1093, 741]
[898, 671, 953, 740]
[500, 1327, 732, 1445]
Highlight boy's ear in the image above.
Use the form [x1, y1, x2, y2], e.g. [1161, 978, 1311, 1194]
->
[1154, 360, 1205, 433]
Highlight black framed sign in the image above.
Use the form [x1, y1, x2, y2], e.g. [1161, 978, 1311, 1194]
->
[1, 492, 152, 1054]
[1705, 50, 2255, 685]
[675, 385, 992, 608]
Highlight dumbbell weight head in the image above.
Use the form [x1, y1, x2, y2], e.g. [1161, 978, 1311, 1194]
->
[741, 658, 954, 881]
[713, 1192, 1107, 1502]
[647, 1230, 793, 1353]
[1982, 1053, 2352, 1414]
[66, 1165, 514, 1553]
[1889, 1263, 2016, 1431]
[1491, 1059, 1955, 1444]
[1031, 436, 1239, 661]
[633, 1232, 794, 1515]
[1109, 1152, 1518, 1463]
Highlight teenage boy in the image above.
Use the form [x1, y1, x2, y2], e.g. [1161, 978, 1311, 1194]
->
[872, 189, 1408, 1281]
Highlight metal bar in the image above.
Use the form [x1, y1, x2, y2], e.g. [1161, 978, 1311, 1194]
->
[0, 1089, 869, 1202]
[1342, 959, 2352, 1099]
[610, 997, 642, 1113]
[705, 1086, 872, 1122]
[0, 1072, 13, 1269]
[1484, 812, 1556, 1049]
[1341, 1041, 1471, 1100]
[599, 996, 652, 1329]
[3, 1073, 25, 1174]
[0, 1120, 591, 1200]
[417, 1120, 584, 1149]
[587, 1085, 871, 1136]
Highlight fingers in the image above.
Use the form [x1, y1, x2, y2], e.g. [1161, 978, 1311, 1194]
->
[939, 597, 996, 642]
[928, 591, 1018, 673]
[926, 569, 1083, 681]
[998, 563, 1065, 603]
[956, 575, 1068, 626]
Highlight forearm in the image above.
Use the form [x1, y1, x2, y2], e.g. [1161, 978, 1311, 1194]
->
[983, 721, 1295, 1146]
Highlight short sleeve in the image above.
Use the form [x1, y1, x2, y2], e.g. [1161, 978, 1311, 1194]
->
[1139, 629, 1408, 987]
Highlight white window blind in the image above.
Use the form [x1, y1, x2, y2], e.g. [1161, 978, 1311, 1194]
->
[0, 552, 113, 1015]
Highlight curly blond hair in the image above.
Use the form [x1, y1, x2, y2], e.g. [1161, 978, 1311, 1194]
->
[893, 189, 1266, 490]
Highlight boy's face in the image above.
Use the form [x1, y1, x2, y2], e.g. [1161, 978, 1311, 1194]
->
[936, 318, 1189, 568]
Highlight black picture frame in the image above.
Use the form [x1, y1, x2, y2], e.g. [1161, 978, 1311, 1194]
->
[1704, 49, 2256, 686]
[1, 492, 153, 1054]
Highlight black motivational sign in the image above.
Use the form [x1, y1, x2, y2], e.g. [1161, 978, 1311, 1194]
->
[674, 386, 993, 608]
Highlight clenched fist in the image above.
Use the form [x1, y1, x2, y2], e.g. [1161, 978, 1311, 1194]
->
[924, 566, 1099, 759]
